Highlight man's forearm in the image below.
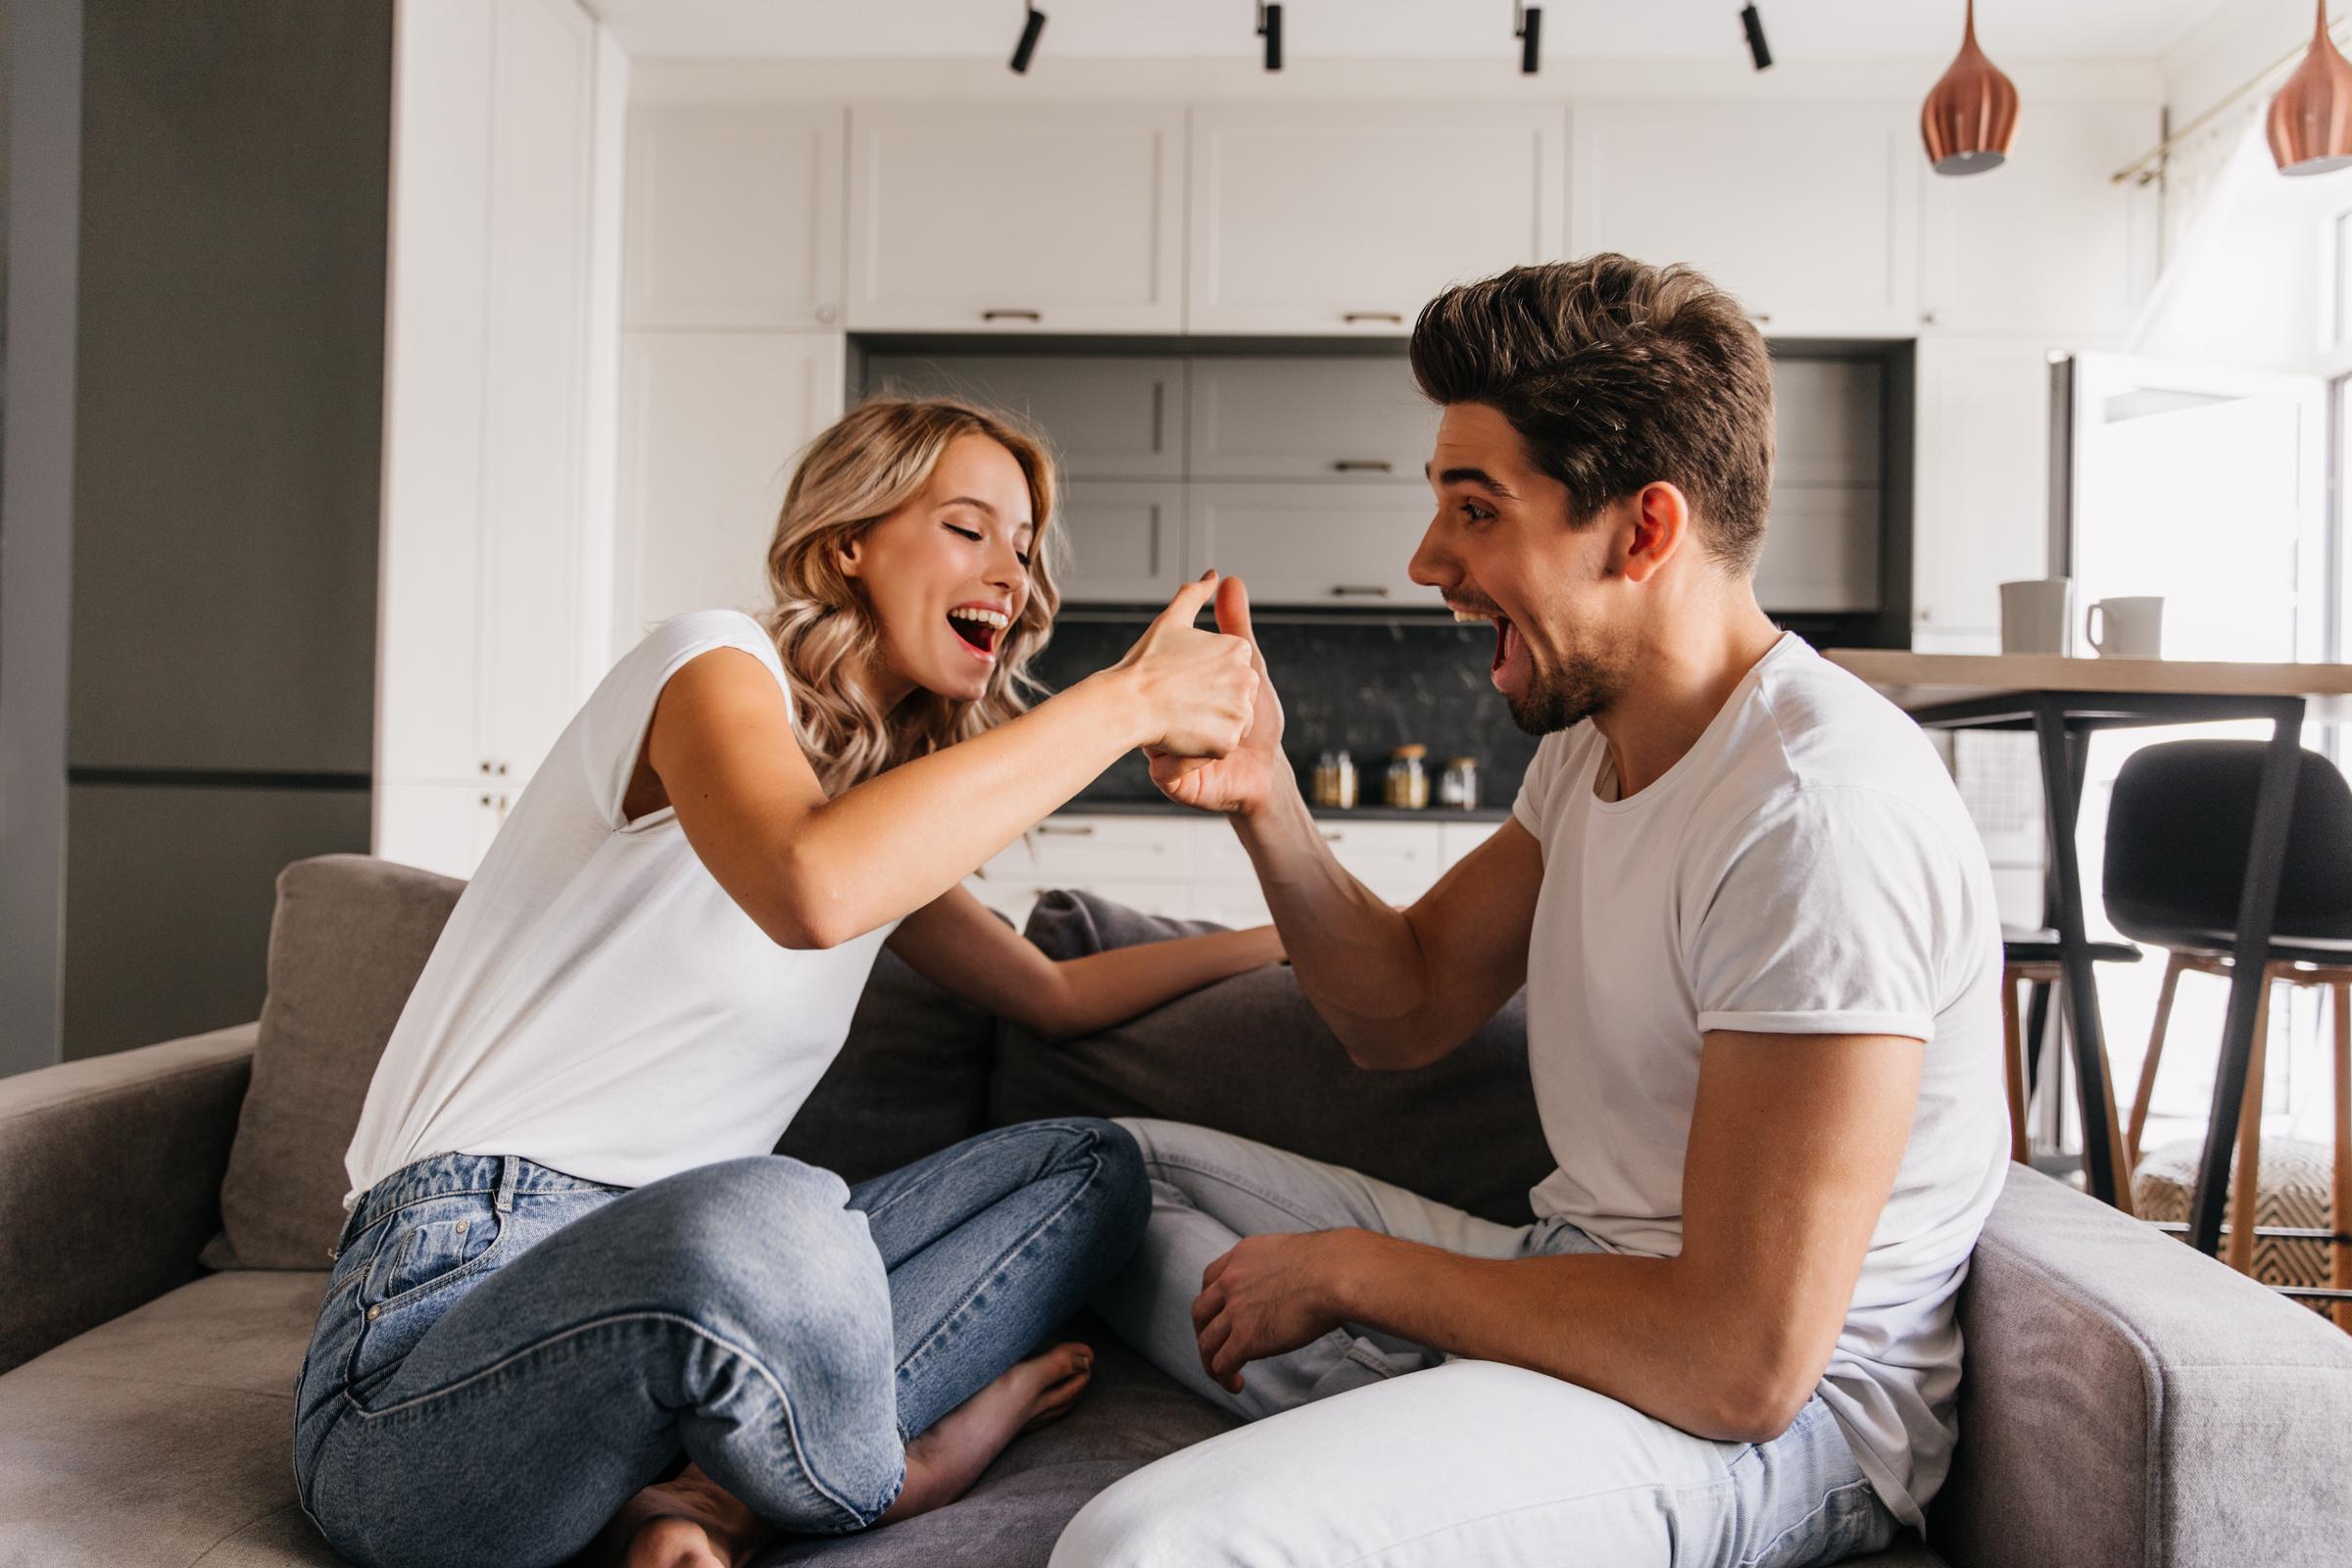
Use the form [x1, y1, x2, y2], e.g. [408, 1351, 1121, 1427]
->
[1326, 1232, 1814, 1445]
[1233, 778, 1443, 1065]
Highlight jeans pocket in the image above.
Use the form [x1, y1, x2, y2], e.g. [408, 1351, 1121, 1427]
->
[360, 1193, 505, 1312]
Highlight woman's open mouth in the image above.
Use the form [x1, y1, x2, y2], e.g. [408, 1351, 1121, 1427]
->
[947, 605, 1008, 662]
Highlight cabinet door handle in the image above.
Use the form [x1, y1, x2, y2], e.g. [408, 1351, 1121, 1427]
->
[1035, 822, 1097, 836]
[1744, 311, 1772, 324]
[1330, 584, 1393, 598]
[982, 309, 1042, 322]
[1333, 460, 1394, 473]
[1319, 829, 1346, 843]
[1342, 311, 1403, 324]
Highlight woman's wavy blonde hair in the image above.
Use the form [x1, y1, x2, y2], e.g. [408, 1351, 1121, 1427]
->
[756, 396, 1064, 794]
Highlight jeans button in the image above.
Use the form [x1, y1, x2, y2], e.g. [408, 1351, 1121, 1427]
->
[367, 1304, 382, 1320]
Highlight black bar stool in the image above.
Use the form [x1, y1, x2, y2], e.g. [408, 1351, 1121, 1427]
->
[2102, 739, 2352, 1326]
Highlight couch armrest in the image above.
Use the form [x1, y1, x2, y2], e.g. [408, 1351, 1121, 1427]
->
[0, 1023, 256, 1374]
[1931, 1165, 2352, 1568]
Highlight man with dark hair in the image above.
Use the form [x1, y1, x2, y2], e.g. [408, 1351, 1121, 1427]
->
[1056, 256, 2007, 1565]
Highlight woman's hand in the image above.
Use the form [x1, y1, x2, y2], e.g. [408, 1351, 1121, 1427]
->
[1106, 573, 1259, 759]
[1148, 576, 1288, 818]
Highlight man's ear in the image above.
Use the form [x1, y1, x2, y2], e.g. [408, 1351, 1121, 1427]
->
[1618, 482, 1692, 584]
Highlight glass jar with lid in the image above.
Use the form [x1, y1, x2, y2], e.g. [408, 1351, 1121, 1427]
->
[1383, 745, 1430, 809]
[1439, 757, 1480, 810]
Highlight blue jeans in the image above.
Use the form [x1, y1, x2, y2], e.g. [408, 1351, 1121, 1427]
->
[293, 1119, 1148, 1568]
[1066, 1119, 1901, 1568]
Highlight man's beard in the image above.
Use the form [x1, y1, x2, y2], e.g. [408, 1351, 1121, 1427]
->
[1504, 630, 1630, 737]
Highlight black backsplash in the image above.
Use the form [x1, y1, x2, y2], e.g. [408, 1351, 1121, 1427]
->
[1027, 615, 1544, 808]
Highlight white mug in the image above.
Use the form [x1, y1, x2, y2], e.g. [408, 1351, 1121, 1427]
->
[2000, 578, 2075, 656]
[2085, 596, 2164, 659]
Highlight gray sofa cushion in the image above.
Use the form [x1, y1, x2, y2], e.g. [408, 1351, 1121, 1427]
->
[1929, 1164, 2352, 1568]
[205, 857, 467, 1270]
[205, 855, 999, 1270]
[993, 889, 1556, 1226]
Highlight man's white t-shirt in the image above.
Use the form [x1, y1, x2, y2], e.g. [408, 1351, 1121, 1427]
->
[343, 610, 899, 1212]
[1511, 632, 2007, 1534]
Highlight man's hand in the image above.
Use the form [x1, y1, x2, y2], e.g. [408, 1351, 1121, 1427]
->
[1149, 574, 1287, 817]
[1191, 1229, 1359, 1393]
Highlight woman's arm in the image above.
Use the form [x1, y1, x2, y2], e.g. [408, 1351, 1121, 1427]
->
[658, 577, 1257, 950]
[887, 885, 1284, 1042]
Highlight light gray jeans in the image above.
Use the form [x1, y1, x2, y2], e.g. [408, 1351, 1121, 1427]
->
[1058, 1118, 1902, 1568]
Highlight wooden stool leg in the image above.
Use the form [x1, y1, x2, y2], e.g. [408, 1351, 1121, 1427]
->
[2001, 968, 2030, 1163]
[2331, 978, 2350, 1333]
[2128, 951, 2185, 1170]
[2227, 971, 2275, 1278]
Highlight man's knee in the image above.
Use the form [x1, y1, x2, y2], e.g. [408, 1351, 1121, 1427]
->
[1051, 1466, 1224, 1568]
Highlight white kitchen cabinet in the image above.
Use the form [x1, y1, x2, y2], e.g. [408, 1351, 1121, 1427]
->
[378, 0, 604, 848]
[623, 104, 844, 329]
[376, 782, 513, 881]
[1911, 336, 2060, 646]
[863, 354, 1184, 480]
[847, 105, 1184, 333]
[1438, 819, 1503, 870]
[1188, 104, 1564, 334]
[612, 331, 844, 651]
[1570, 100, 1917, 337]
[1187, 357, 1437, 481]
[1058, 481, 1188, 605]
[1919, 100, 2159, 342]
[1187, 484, 1441, 609]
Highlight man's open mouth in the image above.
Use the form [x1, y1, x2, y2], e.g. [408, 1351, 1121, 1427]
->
[1454, 606, 1519, 675]
[948, 606, 1008, 660]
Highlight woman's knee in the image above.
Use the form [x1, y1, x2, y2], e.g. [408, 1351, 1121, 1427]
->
[633, 1157, 892, 1328]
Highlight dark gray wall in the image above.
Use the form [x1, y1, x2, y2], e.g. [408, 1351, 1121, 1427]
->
[56, 0, 390, 1062]
[71, 0, 386, 773]
[0, 0, 83, 1077]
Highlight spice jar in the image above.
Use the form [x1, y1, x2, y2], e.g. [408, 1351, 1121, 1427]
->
[1383, 745, 1430, 809]
[1440, 757, 1480, 810]
[1331, 749, 1358, 808]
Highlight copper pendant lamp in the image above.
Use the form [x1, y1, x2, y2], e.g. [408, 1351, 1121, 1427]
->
[2268, 1, 2352, 175]
[1921, 0, 2019, 176]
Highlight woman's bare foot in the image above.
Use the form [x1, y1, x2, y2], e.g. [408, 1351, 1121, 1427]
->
[566, 1461, 771, 1568]
[567, 1342, 1095, 1564]
[878, 1341, 1095, 1524]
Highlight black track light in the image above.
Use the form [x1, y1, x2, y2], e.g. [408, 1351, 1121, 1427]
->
[1009, 4, 1046, 74]
[1515, 5, 1542, 75]
[1740, 4, 1772, 71]
[1256, 2, 1283, 73]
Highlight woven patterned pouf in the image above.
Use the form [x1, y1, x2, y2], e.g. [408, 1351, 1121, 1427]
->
[2134, 1136, 2336, 1315]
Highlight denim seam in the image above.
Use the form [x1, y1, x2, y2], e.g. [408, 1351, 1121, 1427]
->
[890, 1135, 1105, 1421]
[338, 1308, 875, 1531]
[858, 1120, 1101, 1227]
[1329, 1473, 1737, 1568]
[1143, 1150, 1346, 1233]
[1737, 1477, 1880, 1568]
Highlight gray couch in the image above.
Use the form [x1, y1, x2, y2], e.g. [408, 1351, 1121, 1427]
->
[4, 855, 2348, 1567]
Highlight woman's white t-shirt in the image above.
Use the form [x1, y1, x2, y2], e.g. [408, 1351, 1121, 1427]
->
[342, 610, 899, 1212]
[1511, 632, 2008, 1534]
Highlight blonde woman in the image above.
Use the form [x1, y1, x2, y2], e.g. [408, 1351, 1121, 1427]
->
[291, 398, 1276, 1568]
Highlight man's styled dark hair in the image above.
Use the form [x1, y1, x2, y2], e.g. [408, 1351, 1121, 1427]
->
[1407, 254, 1776, 575]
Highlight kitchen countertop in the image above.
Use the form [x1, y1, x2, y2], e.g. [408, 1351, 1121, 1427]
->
[1060, 798, 1511, 825]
